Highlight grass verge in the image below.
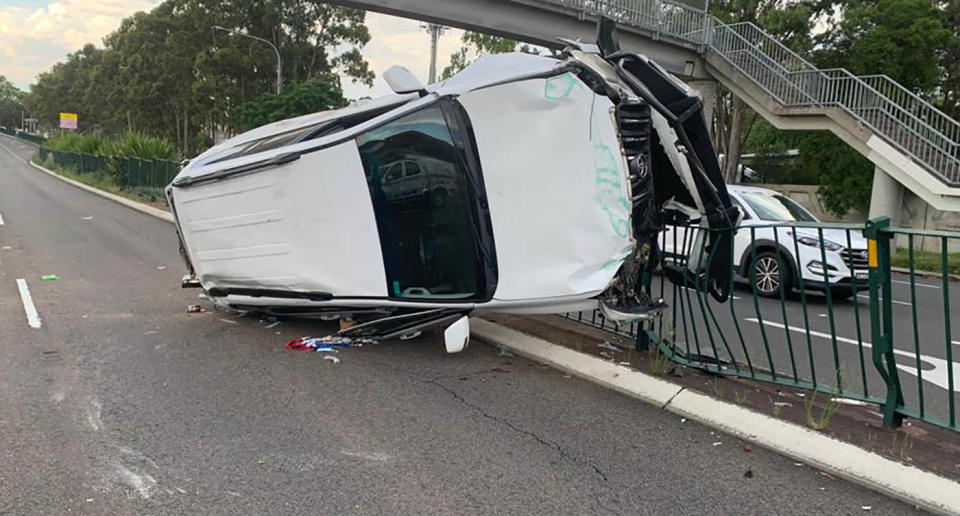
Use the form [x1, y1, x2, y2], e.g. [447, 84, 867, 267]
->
[891, 248, 960, 276]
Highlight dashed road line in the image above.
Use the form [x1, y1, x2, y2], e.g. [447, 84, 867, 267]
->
[892, 279, 940, 289]
[856, 294, 912, 306]
[15, 278, 42, 329]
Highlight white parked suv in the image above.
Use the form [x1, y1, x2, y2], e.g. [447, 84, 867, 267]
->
[664, 185, 869, 299]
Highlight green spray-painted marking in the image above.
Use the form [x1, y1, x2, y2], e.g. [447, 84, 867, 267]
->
[393, 280, 401, 297]
[593, 142, 630, 238]
[544, 73, 586, 101]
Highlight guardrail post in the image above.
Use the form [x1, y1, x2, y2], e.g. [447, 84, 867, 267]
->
[864, 216, 904, 428]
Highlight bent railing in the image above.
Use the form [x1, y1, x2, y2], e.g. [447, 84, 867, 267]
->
[565, 217, 960, 433]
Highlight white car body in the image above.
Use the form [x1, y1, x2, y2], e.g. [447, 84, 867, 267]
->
[663, 185, 869, 296]
[166, 27, 739, 348]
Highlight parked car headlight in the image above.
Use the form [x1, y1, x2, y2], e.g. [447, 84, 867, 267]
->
[796, 235, 842, 252]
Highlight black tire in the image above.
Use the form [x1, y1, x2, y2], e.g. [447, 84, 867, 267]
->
[750, 251, 793, 298]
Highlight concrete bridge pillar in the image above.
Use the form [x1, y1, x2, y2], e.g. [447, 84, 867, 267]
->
[687, 79, 717, 137]
[868, 166, 904, 226]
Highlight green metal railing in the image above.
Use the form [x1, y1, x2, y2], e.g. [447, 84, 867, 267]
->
[566, 217, 960, 433]
[37, 146, 179, 195]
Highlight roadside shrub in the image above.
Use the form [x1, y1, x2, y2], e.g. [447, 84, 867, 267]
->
[43, 132, 105, 154]
[100, 131, 177, 161]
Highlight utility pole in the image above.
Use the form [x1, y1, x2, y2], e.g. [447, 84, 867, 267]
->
[422, 23, 446, 84]
[213, 25, 282, 94]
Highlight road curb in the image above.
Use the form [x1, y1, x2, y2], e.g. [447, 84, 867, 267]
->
[28, 160, 175, 224]
[471, 317, 960, 516]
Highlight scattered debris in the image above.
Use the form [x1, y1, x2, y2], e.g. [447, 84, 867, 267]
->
[668, 367, 683, 378]
[399, 330, 422, 341]
[830, 397, 869, 406]
[324, 356, 341, 364]
[497, 346, 514, 357]
[743, 444, 752, 452]
[680, 418, 687, 423]
[862, 506, 871, 511]
[319, 313, 340, 321]
[743, 468, 753, 479]
[795, 393, 806, 398]
[598, 341, 621, 352]
[286, 335, 373, 351]
[40, 274, 59, 281]
[144, 330, 158, 335]
[156, 266, 167, 270]
[773, 401, 792, 407]
[1, 246, 10, 250]
[85, 498, 94, 502]
[219, 318, 237, 324]
[265, 320, 282, 329]
[618, 361, 630, 366]
[711, 441, 722, 447]
[186, 305, 203, 313]
[197, 293, 207, 299]
[793, 462, 804, 467]
[81, 216, 93, 220]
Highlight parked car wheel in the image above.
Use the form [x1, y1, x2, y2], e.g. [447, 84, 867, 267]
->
[751, 251, 792, 298]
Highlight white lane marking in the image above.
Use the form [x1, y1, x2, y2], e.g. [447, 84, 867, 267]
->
[856, 294, 912, 307]
[680, 286, 741, 300]
[745, 318, 960, 392]
[892, 279, 939, 289]
[0, 140, 27, 163]
[16, 278, 42, 329]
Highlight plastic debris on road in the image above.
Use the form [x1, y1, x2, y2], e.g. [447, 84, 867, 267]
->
[186, 304, 203, 313]
[286, 335, 375, 352]
[598, 341, 621, 352]
[324, 356, 341, 364]
[41, 274, 59, 281]
[81, 216, 93, 220]
[265, 320, 282, 329]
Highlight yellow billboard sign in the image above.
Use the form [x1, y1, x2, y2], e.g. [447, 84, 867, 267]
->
[59, 112, 78, 130]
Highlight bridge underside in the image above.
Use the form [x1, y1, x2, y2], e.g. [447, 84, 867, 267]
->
[330, 0, 710, 80]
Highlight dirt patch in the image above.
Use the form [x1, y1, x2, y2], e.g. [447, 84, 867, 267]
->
[483, 313, 960, 483]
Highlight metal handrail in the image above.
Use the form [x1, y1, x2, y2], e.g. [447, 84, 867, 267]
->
[536, 0, 960, 185]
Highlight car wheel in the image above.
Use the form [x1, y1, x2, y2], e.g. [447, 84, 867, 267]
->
[751, 251, 792, 298]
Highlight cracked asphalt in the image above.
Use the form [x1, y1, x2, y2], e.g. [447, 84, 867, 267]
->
[0, 135, 920, 514]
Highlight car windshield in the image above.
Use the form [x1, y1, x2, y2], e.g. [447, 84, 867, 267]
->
[740, 191, 818, 222]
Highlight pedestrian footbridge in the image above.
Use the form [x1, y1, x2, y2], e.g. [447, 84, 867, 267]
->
[333, 0, 960, 218]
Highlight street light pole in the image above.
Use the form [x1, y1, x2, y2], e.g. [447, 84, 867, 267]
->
[213, 25, 282, 94]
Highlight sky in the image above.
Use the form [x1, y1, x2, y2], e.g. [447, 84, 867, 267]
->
[0, 0, 466, 99]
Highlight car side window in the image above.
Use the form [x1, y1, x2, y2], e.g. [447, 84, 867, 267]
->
[731, 196, 750, 220]
[356, 104, 480, 300]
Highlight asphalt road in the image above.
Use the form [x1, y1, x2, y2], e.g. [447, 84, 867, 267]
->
[0, 134, 916, 514]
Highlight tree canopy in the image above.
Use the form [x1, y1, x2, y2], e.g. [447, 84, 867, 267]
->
[735, 0, 959, 215]
[24, 0, 373, 158]
[0, 76, 26, 130]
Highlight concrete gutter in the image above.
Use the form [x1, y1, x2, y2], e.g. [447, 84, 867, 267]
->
[22, 149, 960, 515]
[472, 318, 960, 516]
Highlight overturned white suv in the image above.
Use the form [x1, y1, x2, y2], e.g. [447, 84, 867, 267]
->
[167, 21, 739, 351]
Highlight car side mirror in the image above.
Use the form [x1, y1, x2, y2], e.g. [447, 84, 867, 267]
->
[444, 316, 470, 353]
[384, 66, 425, 95]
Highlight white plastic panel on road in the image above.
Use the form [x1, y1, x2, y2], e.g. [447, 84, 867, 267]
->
[459, 74, 633, 301]
[171, 140, 388, 297]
